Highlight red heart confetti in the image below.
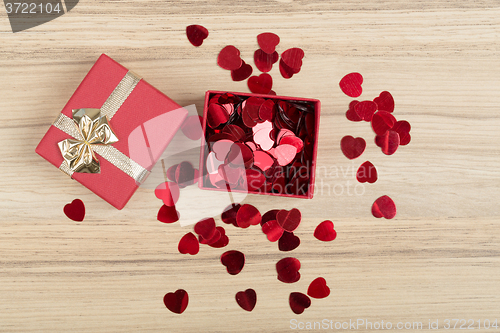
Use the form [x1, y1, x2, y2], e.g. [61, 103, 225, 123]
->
[371, 111, 397, 136]
[220, 250, 245, 275]
[392, 120, 411, 145]
[314, 220, 337, 242]
[235, 289, 257, 312]
[281, 48, 304, 73]
[276, 208, 301, 232]
[157, 205, 180, 223]
[231, 60, 253, 82]
[354, 100, 377, 121]
[63, 199, 85, 222]
[261, 209, 279, 226]
[208, 226, 229, 248]
[163, 289, 189, 314]
[373, 91, 394, 113]
[345, 100, 362, 122]
[289, 292, 311, 314]
[276, 257, 301, 283]
[339, 72, 363, 98]
[340, 136, 366, 160]
[375, 130, 400, 155]
[254, 49, 279, 73]
[222, 203, 241, 227]
[262, 220, 285, 242]
[207, 103, 230, 129]
[154, 181, 180, 207]
[356, 161, 378, 183]
[217, 45, 242, 70]
[178, 232, 199, 255]
[307, 277, 330, 299]
[248, 73, 273, 94]
[279, 59, 296, 79]
[186, 25, 208, 47]
[181, 115, 203, 140]
[372, 195, 397, 219]
[236, 204, 261, 228]
[257, 32, 280, 54]
[194, 217, 217, 240]
[278, 231, 300, 252]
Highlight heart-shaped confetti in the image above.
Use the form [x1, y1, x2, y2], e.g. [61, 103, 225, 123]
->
[281, 48, 304, 73]
[194, 217, 217, 240]
[269, 144, 297, 166]
[261, 209, 279, 226]
[307, 277, 330, 299]
[289, 292, 311, 314]
[276, 257, 301, 283]
[181, 115, 203, 140]
[345, 100, 362, 122]
[173, 161, 198, 188]
[371, 111, 397, 136]
[392, 120, 411, 145]
[279, 59, 296, 79]
[314, 220, 337, 242]
[372, 195, 397, 219]
[257, 32, 280, 54]
[220, 250, 245, 275]
[278, 232, 300, 252]
[178, 232, 199, 255]
[217, 45, 242, 70]
[199, 228, 221, 245]
[340, 136, 366, 160]
[254, 49, 279, 73]
[163, 289, 189, 314]
[276, 208, 301, 232]
[356, 161, 377, 183]
[157, 205, 180, 223]
[231, 60, 253, 82]
[373, 91, 394, 113]
[154, 182, 180, 206]
[248, 73, 273, 94]
[236, 204, 261, 228]
[262, 220, 285, 242]
[222, 204, 241, 227]
[208, 226, 229, 248]
[207, 103, 230, 129]
[236, 289, 257, 312]
[63, 199, 85, 222]
[186, 25, 208, 47]
[339, 72, 363, 98]
[279, 136, 303, 153]
[354, 100, 377, 121]
[259, 99, 275, 122]
[375, 130, 400, 155]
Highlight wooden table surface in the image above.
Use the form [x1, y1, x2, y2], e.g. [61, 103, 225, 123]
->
[1, 1, 499, 332]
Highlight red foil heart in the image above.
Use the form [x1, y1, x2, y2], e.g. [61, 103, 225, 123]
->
[236, 289, 257, 312]
[63, 199, 85, 222]
[314, 220, 337, 242]
[307, 277, 330, 299]
[208, 226, 229, 248]
[373, 91, 395, 112]
[340, 136, 366, 160]
[276, 208, 301, 232]
[220, 250, 245, 275]
[345, 100, 362, 122]
[371, 111, 396, 136]
[375, 130, 400, 155]
[278, 231, 300, 252]
[231, 60, 253, 82]
[178, 232, 199, 255]
[236, 204, 261, 228]
[339, 72, 363, 98]
[392, 120, 411, 145]
[154, 181, 180, 206]
[281, 48, 304, 72]
[279, 59, 296, 79]
[254, 49, 279, 73]
[372, 195, 397, 219]
[217, 45, 242, 70]
[186, 25, 208, 47]
[163, 289, 189, 314]
[356, 161, 378, 183]
[257, 32, 280, 54]
[194, 217, 217, 240]
[354, 100, 377, 121]
[157, 205, 180, 223]
[248, 73, 273, 94]
[207, 103, 230, 129]
[276, 257, 301, 283]
[222, 203, 241, 227]
[262, 220, 284, 242]
[289, 292, 311, 314]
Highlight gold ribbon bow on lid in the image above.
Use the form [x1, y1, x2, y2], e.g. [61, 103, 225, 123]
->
[57, 108, 118, 174]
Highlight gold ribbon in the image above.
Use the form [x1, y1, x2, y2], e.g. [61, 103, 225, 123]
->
[52, 71, 149, 184]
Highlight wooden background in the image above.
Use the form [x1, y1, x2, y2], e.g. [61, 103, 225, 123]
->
[1, 1, 499, 332]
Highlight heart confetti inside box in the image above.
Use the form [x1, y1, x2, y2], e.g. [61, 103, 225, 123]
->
[36, 54, 188, 209]
[199, 91, 320, 199]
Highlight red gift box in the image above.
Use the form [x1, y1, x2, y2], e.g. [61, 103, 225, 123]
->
[36, 54, 188, 209]
[199, 91, 320, 199]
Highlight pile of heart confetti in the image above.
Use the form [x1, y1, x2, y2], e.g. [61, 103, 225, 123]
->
[203, 92, 316, 197]
[339, 72, 412, 219]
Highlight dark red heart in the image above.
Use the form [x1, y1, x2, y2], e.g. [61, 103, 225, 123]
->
[199, 228, 221, 245]
[262, 220, 284, 242]
[339, 72, 363, 98]
[278, 231, 300, 252]
[371, 111, 396, 136]
[248, 73, 273, 94]
[175, 161, 198, 188]
[217, 45, 242, 70]
[207, 103, 230, 129]
[208, 226, 229, 248]
[220, 250, 245, 275]
[372, 195, 396, 219]
[63, 199, 85, 222]
[235, 288, 257, 312]
[258, 99, 275, 122]
[289, 292, 311, 314]
[340, 136, 366, 160]
[279, 59, 295, 79]
[194, 217, 216, 240]
[231, 60, 253, 82]
[345, 100, 362, 122]
[307, 277, 330, 299]
[373, 91, 394, 112]
[178, 232, 199, 255]
[281, 48, 304, 72]
[354, 100, 377, 121]
[392, 120, 411, 145]
[254, 49, 279, 73]
[375, 130, 400, 155]
[356, 161, 377, 183]
[163, 289, 189, 314]
[314, 220, 337, 242]
[181, 115, 203, 140]
[157, 205, 180, 223]
[154, 181, 180, 207]
[276, 208, 301, 232]
[222, 203, 241, 227]
[186, 25, 208, 47]
[261, 209, 279, 226]
[257, 32, 280, 54]
[236, 204, 261, 228]
[276, 257, 301, 283]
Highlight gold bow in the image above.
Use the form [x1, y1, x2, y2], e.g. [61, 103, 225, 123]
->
[57, 108, 118, 174]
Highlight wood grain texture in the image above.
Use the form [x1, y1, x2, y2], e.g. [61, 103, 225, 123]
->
[1, 1, 499, 332]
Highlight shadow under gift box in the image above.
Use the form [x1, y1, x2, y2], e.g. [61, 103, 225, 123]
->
[35, 54, 188, 210]
[199, 91, 321, 199]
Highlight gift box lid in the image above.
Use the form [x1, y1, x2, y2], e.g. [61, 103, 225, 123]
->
[36, 54, 188, 209]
